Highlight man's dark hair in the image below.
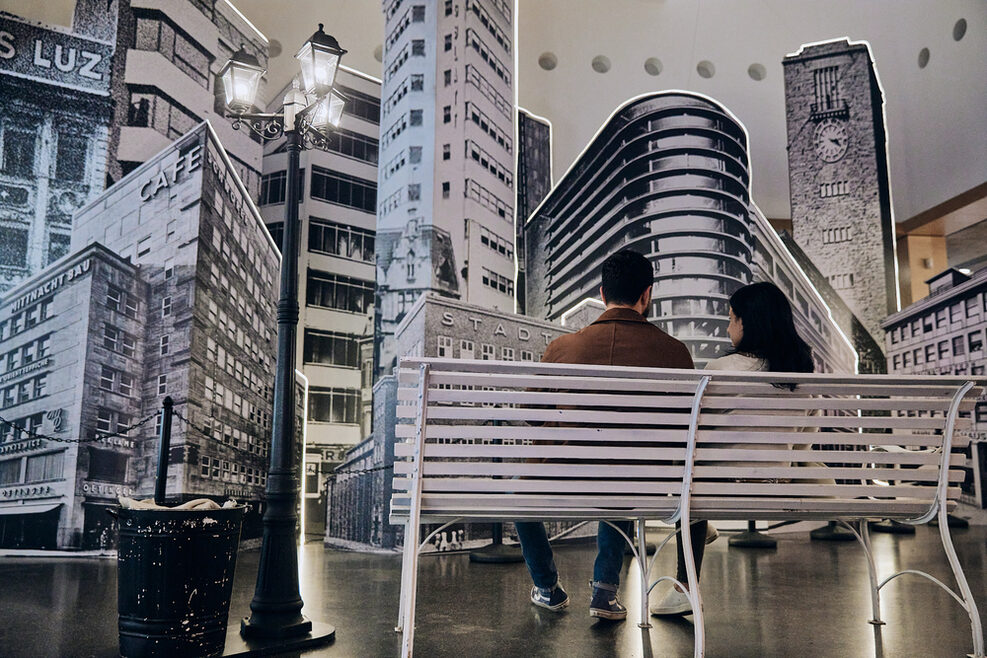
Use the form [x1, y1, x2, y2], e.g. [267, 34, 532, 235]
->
[600, 250, 653, 306]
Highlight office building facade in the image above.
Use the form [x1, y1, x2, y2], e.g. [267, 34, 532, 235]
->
[882, 267, 987, 507]
[524, 92, 856, 373]
[71, 0, 268, 197]
[0, 12, 114, 293]
[259, 66, 381, 536]
[374, 0, 518, 377]
[74, 122, 280, 540]
[515, 109, 552, 314]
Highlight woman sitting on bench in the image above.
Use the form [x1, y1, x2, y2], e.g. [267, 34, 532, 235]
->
[651, 281, 816, 617]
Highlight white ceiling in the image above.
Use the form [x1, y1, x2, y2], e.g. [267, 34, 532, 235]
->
[5, 0, 985, 224]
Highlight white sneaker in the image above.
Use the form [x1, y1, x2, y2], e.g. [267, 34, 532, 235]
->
[705, 523, 719, 545]
[650, 586, 693, 616]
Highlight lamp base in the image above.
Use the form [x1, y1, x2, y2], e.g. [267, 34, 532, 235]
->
[225, 621, 334, 656]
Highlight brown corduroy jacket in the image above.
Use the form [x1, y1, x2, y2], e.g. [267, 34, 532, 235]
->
[543, 307, 694, 369]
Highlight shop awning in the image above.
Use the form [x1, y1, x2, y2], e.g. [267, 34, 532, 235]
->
[0, 503, 61, 516]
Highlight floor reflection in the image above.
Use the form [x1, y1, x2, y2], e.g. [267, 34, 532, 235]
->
[0, 524, 983, 657]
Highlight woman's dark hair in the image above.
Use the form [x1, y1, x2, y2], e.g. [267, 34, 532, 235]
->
[729, 282, 814, 382]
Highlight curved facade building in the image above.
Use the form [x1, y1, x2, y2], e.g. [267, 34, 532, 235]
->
[526, 92, 856, 372]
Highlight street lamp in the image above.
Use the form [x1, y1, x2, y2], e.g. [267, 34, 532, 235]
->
[220, 25, 345, 647]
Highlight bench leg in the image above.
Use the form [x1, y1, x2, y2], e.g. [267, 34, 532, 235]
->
[636, 520, 652, 629]
[936, 507, 985, 658]
[680, 513, 704, 658]
[856, 520, 884, 625]
[398, 521, 423, 658]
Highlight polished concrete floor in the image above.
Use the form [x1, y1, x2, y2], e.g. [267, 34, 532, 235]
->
[0, 524, 984, 657]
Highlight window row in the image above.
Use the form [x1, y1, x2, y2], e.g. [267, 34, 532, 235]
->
[1, 334, 51, 374]
[465, 28, 511, 85]
[381, 111, 411, 149]
[258, 169, 304, 206]
[0, 412, 44, 446]
[310, 166, 377, 213]
[465, 178, 513, 220]
[205, 337, 272, 407]
[894, 330, 984, 369]
[481, 267, 514, 296]
[822, 226, 853, 244]
[330, 127, 379, 164]
[202, 417, 269, 456]
[103, 324, 137, 358]
[199, 456, 267, 485]
[306, 270, 374, 314]
[0, 297, 53, 341]
[106, 285, 140, 318]
[308, 387, 361, 424]
[303, 330, 363, 368]
[382, 73, 424, 119]
[819, 181, 849, 198]
[465, 64, 512, 118]
[0, 374, 47, 410]
[0, 450, 64, 486]
[466, 0, 510, 54]
[465, 101, 512, 154]
[203, 375, 271, 428]
[336, 85, 381, 125]
[466, 140, 513, 188]
[94, 407, 132, 435]
[436, 336, 534, 362]
[478, 225, 513, 260]
[890, 295, 987, 344]
[385, 4, 425, 49]
[309, 217, 375, 263]
[99, 365, 137, 397]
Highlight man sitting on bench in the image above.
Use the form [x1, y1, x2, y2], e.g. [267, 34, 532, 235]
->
[515, 249, 695, 620]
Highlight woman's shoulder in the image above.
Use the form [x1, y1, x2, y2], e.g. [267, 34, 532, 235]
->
[704, 352, 767, 371]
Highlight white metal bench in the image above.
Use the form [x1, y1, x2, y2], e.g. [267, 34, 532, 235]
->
[390, 357, 985, 658]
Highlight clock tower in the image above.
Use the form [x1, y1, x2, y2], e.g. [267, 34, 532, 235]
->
[783, 39, 898, 349]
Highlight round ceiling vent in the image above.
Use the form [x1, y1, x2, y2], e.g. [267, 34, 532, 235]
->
[644, 57, 662, 76]
[592, 55, 611, 73]
[538, 52, 558, 71]
[953, 18, 967, 41]
[747, 63, 766, 81]
[696, 60, 715, 78]
[268, 40, 282, 58]
[374, 45, 383, 62]
[918, 47, 930, 69]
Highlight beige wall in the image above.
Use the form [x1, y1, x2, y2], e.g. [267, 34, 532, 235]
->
[897, 234, 948, 306]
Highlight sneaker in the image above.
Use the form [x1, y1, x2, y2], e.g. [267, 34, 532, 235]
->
[589, 586, 627, 621]
[705, 523, 719, 545]
[650, 586, 692, 617]
[530, 583, 569, 611]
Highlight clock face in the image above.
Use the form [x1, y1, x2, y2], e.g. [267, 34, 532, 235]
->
[814, 119, 849, 163]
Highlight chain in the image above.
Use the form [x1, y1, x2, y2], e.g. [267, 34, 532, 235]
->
[0, 412, 157, 444]
[171, 408, 214, 443]
[330, 463, 392, 479]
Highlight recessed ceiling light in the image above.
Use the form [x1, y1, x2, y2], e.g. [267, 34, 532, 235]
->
[697, 60, 715, 78]
[374, 45, 383, 62]
[953, 18, 967, 41]
[268, 40, 282, 58]
[592, 55, 611, 73]
[644, 57, 662, 76]
[747, 63, 766, 81]
[918, 47, 930, 68]
[538, 52, 558, 71]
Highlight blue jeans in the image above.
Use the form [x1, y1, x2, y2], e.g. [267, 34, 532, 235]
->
[515, 520, 633, 591]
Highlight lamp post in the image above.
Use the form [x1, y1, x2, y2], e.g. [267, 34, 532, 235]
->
[219, 25, 346, 646]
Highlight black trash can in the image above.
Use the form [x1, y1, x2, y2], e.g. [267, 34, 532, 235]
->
[115, 505, 246, 658]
